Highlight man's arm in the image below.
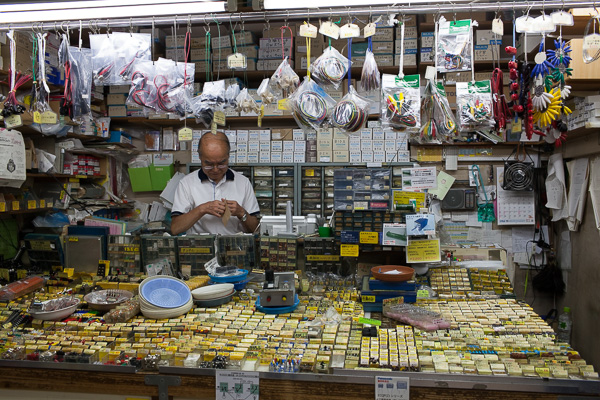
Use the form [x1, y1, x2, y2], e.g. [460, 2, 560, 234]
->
[171, 200, 227, 235]
[225, 200, 260, 233]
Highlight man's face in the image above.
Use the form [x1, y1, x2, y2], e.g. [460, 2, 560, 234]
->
[200, 140, 229, 182]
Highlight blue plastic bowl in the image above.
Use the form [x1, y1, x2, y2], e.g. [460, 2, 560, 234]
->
[208, 269, 249, 283]
[255, 294, 299, 315]
[140, 277, 191, 309]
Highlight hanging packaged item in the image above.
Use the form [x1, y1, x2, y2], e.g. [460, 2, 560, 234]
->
[288, 76, 336, 132]
[112, 32, 152, 83]
[420, 80, 458, 143]
[58, 35, 93, 123]
[190, 80, 227, 128]
[381, 73, 420, 131]
[360, 48, 381, 93]
[330, 85, 369, 134]
[126, 59, 157, 116]
[436, 18, 473, 73]
[310, 46, 350, 90]
[456, 80, 494, 132]
[89, 34, 115, 86]
[90, 33, 152, 86]
[270, 57, 299, 95]
[235, 88, 260, 114]
[257, 78, 277, 105]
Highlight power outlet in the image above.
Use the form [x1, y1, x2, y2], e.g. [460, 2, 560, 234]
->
[469, 167, 479, 187]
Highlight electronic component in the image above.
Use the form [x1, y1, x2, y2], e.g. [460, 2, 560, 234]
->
[259, 270, 295, 307]
[441, 189, 476, 210]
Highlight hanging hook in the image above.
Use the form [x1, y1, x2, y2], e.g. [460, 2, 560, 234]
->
[347, 7, 352, 24]
[188, 15, 192, 32]
[264, 13, 270, 31]
[130, 18, 134, 36]
[329, 8, 333, 21]
[240, 13, 245, 32]
[307, 8, 310, 24]
[496, 1, 501, 19]
[369, 6, 372, 22]
[106, 19, 111, 36]
[285, 10, 290, 27]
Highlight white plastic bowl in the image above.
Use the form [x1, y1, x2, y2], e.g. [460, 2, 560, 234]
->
[191, 283, 234, 300]
[29, 298, 81, 321]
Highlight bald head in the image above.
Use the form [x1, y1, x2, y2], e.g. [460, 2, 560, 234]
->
[198, 131, 231, 158]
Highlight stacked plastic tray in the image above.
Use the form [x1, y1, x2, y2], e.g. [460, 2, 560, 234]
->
[334, 168, 391, 211]
[176, 235, 215, 276]
[107, 235, 141, 276]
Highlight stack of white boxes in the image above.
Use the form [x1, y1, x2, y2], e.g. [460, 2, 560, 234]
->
[257, 27, 295, 71]
[567, 96, 600, 130]
[190, 123, 409, 165]
[420, 31, 434, 64]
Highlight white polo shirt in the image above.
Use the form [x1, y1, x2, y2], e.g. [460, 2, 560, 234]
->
[171, 168, 260, 235]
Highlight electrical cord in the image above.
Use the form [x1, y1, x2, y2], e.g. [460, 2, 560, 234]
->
[42, 171, 94, 216]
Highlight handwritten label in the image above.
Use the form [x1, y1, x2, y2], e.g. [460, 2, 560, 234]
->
[227, 53, 247, 70]
[211, 121, 217, 134]
[360, 231, 379, 244]
[4, 114, 22, 129]
[492, 18, 504, 36]
[11, 201, 19, 211]
[33, 111, 42, 124]
[306, 255, 340, 261]
[339, 23, 361, 39]
[40, 199, 46, 208]
[299, 23, 318, 38]
[319, 21, 340, 39]
[214, 110, 226, 126]
[27, 200, 36, 209]
[340, 244, 359, 257]
[406, 239, 441, 263]
[41, 110, 57, 124]
[363, 22, 377, 38]
[180, 247, 211, 254]
[417, 289, 430, 299]
[178, 127, 193, 141]
[0, 202, 5, 212]
[277, 99, 289, 111]
[257, 105, 264, 128]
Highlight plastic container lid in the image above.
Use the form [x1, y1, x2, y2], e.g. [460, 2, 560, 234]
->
[140, 277, 191, 308]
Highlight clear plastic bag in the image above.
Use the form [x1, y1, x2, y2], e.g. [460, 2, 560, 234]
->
[456, 80, 494, 132]
[225, 83, 241, 109]
[289, 76, 336, 132]
[381, 73, 421, 131]
[235, 88, 260, 114]
[330, 85, 369, 134]
[310, 46, 350, 90]
[360, 48, 381, 93]
[436, 18, 473, 73]
[152, 58, 177, 114]
[112, 32, 152, 84]
[258, 78, 277, 105]
[126, 59, 157, 114]
[67, 46, 93, 123]
[190, 80, 226, 127]
[383, 302, 451, 331]
[89, 34, 116, 86]
[420, 80, 458, 143]
[270, 57, 299, 94]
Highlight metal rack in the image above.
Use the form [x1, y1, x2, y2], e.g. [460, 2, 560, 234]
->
[0, 1, 595, 31]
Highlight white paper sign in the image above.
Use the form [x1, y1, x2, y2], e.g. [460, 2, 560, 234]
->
[216, 371, 259, 400]
[401, 166, 437, 191]
[0, 129, 26, 188]
[376, 376, 409, 400]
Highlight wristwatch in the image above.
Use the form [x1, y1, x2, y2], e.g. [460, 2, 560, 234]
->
[240, 212, 248, 222]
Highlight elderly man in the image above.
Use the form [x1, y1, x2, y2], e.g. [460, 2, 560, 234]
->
[171, 131, 260, 235]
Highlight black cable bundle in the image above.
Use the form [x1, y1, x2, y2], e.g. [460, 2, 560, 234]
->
[532, 262, 565, 296]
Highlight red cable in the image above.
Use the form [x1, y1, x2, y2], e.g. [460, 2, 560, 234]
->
[280, 26, 293, 60]
[491, 68, 511, 132]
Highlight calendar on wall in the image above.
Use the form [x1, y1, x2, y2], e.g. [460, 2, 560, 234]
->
[496, 167, 535, 225]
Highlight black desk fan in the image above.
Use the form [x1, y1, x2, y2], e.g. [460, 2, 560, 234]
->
[503, 143, 535, 191]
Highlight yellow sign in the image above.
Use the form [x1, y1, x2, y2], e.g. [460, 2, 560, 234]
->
[392, 190, 426, 209]
[0, 202, 5, 212]
[214, 110, 226, 126]
[41, 111, 58, 124]
[33, 111, 42, 124]
[406, 239, 441, 263]
[11, 201, 19, 211]
[40, 199, 46, 208]
[277, 99, 289, 110]
[27, 200, 36, 209]
[359, 231, 379, 244]
[180, 247, 211, 254]
[340, 244, 359, 257]
[306, 255, 340, 261]
[305, 169, 315, 177]
[361, 295, 376, 303]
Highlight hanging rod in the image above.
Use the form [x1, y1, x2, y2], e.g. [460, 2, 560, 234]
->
[0, 1, 596, 31]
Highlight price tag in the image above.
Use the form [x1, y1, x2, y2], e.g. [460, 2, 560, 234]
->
[11, 201, 19, 211]
[551, 11, 574, 26]
[27, 200, 36, 209]
[227, 53, 247, 70]
[0, 202, 5, 212]
[359, 317, 381, 326]
[319, 21, 340, 40]
[305, 169, 314, 177]
[534, 52, 547, 64]
[340, 244, 359, 257]
[33, 111, 42, 124]
[492, 18, 504, 36]
[214, 110, 226, 126]
[339, 23, 361, 39]
[40, 199, 46, 208]
[425, 66, 437, 81]
[178, 127, 193, 141]
[257, 105, 264, 128]
[211, 121, 217, 134]
[41, 110, 57, 124]
[363, 22, 377, 38]
[583, 34, 600, 52]
[417, 289, 430, 298]
[360, 296, 376, 304]
[359, 231, 379, 244]
[4, 114, 22, 129]
[512, 117, 522, 133]
[299, 22, 318, 38]
[376, 376, 409, 400]
[277, 99, 289, 110]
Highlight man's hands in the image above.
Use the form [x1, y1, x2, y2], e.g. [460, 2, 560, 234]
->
[200, 199, 246, 219]
[200, 199, 228, 217]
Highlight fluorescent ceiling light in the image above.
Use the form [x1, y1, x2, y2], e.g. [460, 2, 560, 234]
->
[264, 0, 472, 9]
[0, 0, 215, 12]
[0, 1, 227, 24]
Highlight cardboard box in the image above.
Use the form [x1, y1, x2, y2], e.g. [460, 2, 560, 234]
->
[212, 35, 232, 49]
[232, 31, 257, 46]
[317, 140, 332, 151]
[166, 48, 187, 61]
[271, 152, 282, 163]
[165, 35, 186, 48]
[394, 39, 418, 53]
[474, 44, 500, 61]
[257, 59, 293, 71]
[333, 151, 349, 163]
[333, 138, 349, 151]
[263, 25, 297, 39]
[317, 150, 332, 162]
[361, 151, 374, 163]
[106, 94, 126, 106]
[567, 38, 600, 80]
[108, 105, 127, 117]
[350, 151, 362, 163]
[372, 27, 394, 42]
[374, 54, 394, 67]
[371, 41, 394, 55]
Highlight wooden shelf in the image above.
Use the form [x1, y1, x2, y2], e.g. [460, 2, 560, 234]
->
[17, 124, 108, 142]
[26, 173, 107, 180]
[412, 141, 545, 146]
[0, 207, 54, 216]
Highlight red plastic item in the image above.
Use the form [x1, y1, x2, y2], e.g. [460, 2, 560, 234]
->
[371, 265, 415, 282]
[0, 276, 44, 301]
[505, 46, 517, 55]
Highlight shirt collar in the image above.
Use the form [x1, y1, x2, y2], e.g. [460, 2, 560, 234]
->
[197, 168, 235, 182]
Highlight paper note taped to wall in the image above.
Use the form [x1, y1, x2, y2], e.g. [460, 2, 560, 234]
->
[0, 129, 26, 188]
[406, 239, 441, 263]
[401, 166, 437, 191]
